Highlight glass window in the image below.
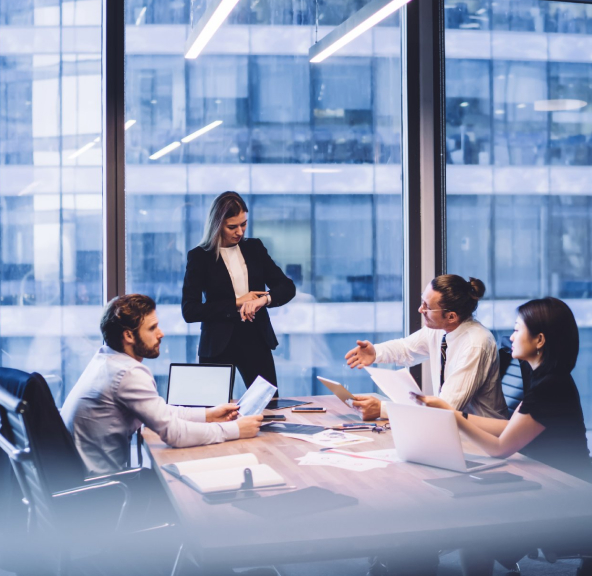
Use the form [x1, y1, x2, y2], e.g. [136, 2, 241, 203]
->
[445, 0, 592, 430]
[0, 0, 103, 403]
[125, 1, 404, 396]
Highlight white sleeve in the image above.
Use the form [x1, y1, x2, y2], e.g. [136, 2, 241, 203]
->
[438, 345, 486, 411]
[374, 327, 431, 366]
[117, 367, 240, 447]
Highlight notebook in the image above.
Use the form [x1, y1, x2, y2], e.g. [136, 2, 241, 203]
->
[162, 453, 285, 494]
[424, 474, 542, 498]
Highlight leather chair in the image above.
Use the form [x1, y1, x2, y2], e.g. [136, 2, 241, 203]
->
[0, 367, 182, 576]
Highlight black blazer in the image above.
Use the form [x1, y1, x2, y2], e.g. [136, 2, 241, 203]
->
[182, 238, 296, 358]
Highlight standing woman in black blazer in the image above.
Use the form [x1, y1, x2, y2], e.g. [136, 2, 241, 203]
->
[182, 192, 295, 391]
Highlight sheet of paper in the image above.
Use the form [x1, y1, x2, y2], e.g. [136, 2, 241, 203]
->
[296, 451, 389, 472]
[364, 366, 422, 406]
[237, 376, 277, 416]
[279, 429, 374, 448]
[323, 448, 400, 464]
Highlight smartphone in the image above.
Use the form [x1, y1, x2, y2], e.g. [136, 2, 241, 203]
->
[469, 472, 523, 484]
[262, 414, 286, 421]
[292, 407, 326, 413]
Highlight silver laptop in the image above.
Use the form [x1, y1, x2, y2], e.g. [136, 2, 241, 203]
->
[167, 363, 234, 408]
[386, 402, 505, 473]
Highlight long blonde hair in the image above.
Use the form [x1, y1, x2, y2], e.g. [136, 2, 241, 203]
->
[199, 191, 248, 259]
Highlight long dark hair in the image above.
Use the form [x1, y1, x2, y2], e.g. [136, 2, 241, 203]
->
[517, 297, 579, 373]
[199, 191, 248, 259]
[431, 274, 486, 322]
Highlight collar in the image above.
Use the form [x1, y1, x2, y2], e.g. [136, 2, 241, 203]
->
[444, 317, 477, 344]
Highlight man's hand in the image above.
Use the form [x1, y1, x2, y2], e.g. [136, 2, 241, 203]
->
[236, 291, 268, 309]
[345, 340, 377, 369]
[240, 296, 267, 322]
[413, 394, 453, 411]
[206, 403, 239, 422]
[237, 414, 264, 438]
[352, 395, 382, 420]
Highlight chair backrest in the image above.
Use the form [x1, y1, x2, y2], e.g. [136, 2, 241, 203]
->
[499, 337, 525, 417]
[0, 386, 57, 535]
[0, 368, 87, 492]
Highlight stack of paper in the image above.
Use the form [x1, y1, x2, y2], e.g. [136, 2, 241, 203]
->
[364, 366, 422, 405]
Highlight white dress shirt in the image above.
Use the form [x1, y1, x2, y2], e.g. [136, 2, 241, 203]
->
[220, 244, 249, 298]
[375, 318, 507, 419]
[61, 346, 240, 474]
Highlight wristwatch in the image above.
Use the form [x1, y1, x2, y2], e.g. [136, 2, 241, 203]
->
[265, 294, 271, 306]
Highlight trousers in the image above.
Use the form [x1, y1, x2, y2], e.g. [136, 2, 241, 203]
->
[200, 319, 278, 396]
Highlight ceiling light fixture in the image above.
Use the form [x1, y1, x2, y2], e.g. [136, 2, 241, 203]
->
[149, 141, 181, 160]
[181, 120, 223, 143]
[534, 99, 587, 112]
[125, 119, 137, 130]
[309, 0, 412, 64]
[185, 0, 241, 59]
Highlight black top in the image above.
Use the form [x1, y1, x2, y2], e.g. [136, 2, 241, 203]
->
[518, 365, 592, 482]
[181, 238, 296, 358]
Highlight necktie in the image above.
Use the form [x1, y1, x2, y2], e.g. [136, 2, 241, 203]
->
[440, 334, 447, 388]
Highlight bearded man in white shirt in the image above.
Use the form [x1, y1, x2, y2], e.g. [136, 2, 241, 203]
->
[62, 294, 262, 475]
[345, 275, 507, 421]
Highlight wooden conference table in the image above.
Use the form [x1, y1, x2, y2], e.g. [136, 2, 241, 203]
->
[143, 396, 592, 572]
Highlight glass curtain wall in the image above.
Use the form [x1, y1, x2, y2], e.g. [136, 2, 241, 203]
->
[445, 0, 592, 427]
[0, 0, 103, 405]
[124, 0, 403, 397]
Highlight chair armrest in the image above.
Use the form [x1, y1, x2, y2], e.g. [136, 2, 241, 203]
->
[84, 467, 143, 484]
[52, 480, 130, 534]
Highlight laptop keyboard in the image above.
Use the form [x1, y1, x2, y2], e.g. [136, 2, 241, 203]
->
[464, 459, 482, 469]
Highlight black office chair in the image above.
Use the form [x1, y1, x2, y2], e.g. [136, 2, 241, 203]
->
[0, 369, 183, 576]
[499, 336, 525, 417]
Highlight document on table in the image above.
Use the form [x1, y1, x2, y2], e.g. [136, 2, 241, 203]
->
[323, 448, 400, 463]
[364, 366, 422, 406]
[297, 451, 389, 472]
[280, 429, 374, 448]
[237, 376, 277, 416]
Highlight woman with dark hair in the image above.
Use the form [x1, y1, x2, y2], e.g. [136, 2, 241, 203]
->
[181, 192, 295, 392]
[416, 297, 591, 482]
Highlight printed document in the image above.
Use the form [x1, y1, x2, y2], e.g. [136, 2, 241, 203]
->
[238, 376, 277, 416]
[364, 366, 422, 406]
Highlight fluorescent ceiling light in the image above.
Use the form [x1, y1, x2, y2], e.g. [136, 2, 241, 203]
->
[185, 0, 241, 59]
[534, 99, 587, 112]
[302, 168, 341, 174]
[125, 119, 137, 130]
[68, 140, 97, 160]
[309, 0, 412, 63]
[460, 102, 469, 107]
[181, 120, 223, 143]
[135, 6, 147, 26]
[149, 141, 181, 160]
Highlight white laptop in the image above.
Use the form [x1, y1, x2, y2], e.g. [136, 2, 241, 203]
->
[386, 402, 505, 473]
[167, 363, 234, 408]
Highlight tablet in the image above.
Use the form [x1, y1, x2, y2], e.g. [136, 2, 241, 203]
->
[265, 399, 312, 410]
[167, 363, 234, 408]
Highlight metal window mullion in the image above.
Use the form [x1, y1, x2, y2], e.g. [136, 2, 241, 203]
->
[103, 0, 126, 303]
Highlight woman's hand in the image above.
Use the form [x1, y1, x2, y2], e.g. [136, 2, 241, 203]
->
[412, 393, 453, 411]
[236, 291, 268, 309]
[240, 296, 267, 322]
[205, 403, 239, 422]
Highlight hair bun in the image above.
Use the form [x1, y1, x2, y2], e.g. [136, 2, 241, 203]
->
[468, 277, 486, 300]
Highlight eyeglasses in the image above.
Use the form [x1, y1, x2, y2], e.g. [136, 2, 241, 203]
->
[372, 423, 391, 434]
[419, 300, 449, 313]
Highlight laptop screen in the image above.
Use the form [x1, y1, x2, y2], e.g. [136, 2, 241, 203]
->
[167, 364, 234, 408]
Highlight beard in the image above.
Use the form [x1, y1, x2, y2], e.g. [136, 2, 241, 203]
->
[132, 334, 161, 359]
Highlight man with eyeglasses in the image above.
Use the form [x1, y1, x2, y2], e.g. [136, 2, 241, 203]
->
[345, 274, 507, 421]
